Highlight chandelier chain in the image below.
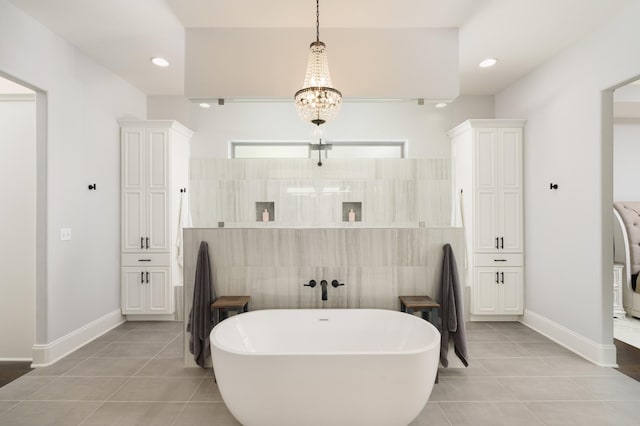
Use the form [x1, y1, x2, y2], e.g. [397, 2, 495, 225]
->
[316, 0, 320, 42]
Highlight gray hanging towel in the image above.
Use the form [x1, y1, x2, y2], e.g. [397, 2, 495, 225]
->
[439, 243, 469, 367]
[187, 241, 217, 367]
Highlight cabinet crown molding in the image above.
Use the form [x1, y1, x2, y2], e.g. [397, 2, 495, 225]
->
[118, 119, 194, 138]
[447, 119, 527, 138]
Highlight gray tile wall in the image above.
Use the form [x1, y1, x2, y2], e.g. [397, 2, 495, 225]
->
[183, 227, 466, 366]
[189, 158, 451, 228]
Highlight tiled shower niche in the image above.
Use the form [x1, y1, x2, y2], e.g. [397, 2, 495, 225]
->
[255, 202, 275, 222]
[342, 202, 362, 222]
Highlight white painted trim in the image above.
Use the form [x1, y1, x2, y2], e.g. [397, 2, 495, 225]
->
[0, 357, 32, 362]
[469, 314, 521, 322]
[0, 93, 35, 102]
[31, 309, 124, 367]
[614, 117, 640, 124]
[124, 314, 176, 321]
[118, 120, 193, 138]
[613, 208, 632, 294]
[447, 119, 527, 138]
[521, 309, 617, 367]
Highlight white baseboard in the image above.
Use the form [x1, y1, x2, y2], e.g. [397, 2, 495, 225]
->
[0, 357, 32, 362]
[125, 314, 176, 321]
[469, 314, 521, 322]
[521, 309, 617, 367]
[31, 309, 124, 367]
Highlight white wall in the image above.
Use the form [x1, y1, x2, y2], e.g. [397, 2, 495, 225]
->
[148, 95, 495, 160]
[0, 0, 146, 348]
[190, 101, 453, 159]
[614, 121, 640, 201]
[495, 1, 640, 359]
[0, 99, 35, 359]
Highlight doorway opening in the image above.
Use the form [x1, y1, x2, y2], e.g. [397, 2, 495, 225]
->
[0, 71, 46, 380]
[0, 75, 35, 384]
[612, 77, 640, 352]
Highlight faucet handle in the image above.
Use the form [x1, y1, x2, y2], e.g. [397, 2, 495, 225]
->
[320, 280, 328, 286]
[331, 280, 344, 288]
[304, 280, 317, 288]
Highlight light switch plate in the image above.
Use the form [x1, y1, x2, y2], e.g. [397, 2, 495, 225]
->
[60, 228, 72, 241]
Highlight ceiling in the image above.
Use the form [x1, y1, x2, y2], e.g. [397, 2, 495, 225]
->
[8, 0, 637, 98]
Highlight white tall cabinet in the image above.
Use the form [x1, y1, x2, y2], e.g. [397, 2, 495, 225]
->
[120, 120, 192, 318]
[449, 119, 526, 319]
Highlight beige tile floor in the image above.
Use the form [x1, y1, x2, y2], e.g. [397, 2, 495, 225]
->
[0, 320, 639, 425]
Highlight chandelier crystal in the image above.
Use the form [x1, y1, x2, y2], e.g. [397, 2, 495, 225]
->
[294, 0, 342, 126]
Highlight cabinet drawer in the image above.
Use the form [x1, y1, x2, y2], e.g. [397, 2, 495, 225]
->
[121, 253, 170, 267]
[475, 253, 523, 267]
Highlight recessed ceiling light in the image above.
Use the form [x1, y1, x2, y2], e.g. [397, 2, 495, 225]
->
[150, 57, 170, 67]
[199, 103, 211, 108]
[435, 103, 448, 108]
[479, 58, 498, 68]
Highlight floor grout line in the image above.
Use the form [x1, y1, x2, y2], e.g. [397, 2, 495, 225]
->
[5, 321, 640, 424]
[170, 375, 209, 426]
[76, 329, 182, 426]
[434, 401, 453, 426]
[0, 400, 22, 420]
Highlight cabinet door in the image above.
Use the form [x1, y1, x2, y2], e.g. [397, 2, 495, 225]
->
[498, 128, 523, 253]
[121, 128, 147, 252]
[472, 267, 499, 315]
[499, 267, 524, 314]
[147, 129, 170, 251]
[122, 268, 146, 314]
[147, 267, 172, 314]
[474, 129, 499, 252]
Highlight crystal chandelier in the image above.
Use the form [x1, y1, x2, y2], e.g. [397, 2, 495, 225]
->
[294, 0, 342, 126]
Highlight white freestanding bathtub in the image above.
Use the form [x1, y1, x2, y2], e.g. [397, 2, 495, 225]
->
[210, 309, 440, 426]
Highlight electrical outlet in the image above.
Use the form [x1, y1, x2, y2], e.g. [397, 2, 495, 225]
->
[60, 228, 72, 241]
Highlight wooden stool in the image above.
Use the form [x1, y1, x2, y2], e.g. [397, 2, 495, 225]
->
[211, 296, 250, 323]
[399, 295, 441, 384]
[399, 295, 441, 331]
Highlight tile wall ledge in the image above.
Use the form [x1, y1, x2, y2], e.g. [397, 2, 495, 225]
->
[187, 225, 463, 230]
